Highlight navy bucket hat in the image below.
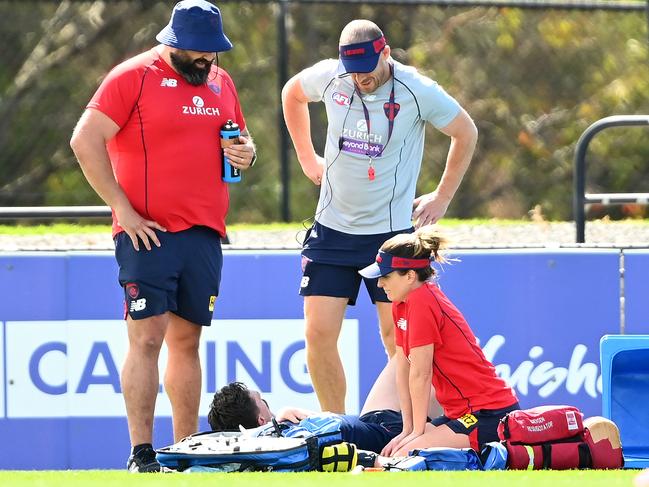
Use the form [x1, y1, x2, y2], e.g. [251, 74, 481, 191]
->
[156, 0, 233, 53]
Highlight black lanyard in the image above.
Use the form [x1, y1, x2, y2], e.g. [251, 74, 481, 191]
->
[356, 63, 398, 181]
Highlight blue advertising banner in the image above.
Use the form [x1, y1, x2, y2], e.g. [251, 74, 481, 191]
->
[622, 250, 649, 335]
[0, 249, 626, 469]
[438, 250, 619, 416]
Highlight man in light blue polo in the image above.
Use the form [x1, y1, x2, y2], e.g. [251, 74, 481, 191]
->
[281, 19, 478, 414]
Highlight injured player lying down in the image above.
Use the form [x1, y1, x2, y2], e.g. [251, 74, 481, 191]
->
[208, 356, 441, 456]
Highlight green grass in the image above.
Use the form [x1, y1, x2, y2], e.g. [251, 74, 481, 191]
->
[0, 223, 112, 235]
[0, 469, 639, 486]
[0, 222, 311, 235]
[0, 219, 549, 235]
[0, 219, 633, 236]
[0, 222, 309, 235]
[1, 218, 649, 236]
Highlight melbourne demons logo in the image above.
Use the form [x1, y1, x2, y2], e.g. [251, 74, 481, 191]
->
[332, 91, 351, 106]
[125, 282, 139, 299]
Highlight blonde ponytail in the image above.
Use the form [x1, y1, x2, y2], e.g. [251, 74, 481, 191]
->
[413, 225, 448, 264]
[379, 225, 449, 281]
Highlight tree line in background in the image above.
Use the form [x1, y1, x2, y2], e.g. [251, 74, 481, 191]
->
[0, 0, 647, 222]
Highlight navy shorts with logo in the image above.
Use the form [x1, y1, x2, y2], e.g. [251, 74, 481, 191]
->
[430, 402, 520, 450]
[339, 409, 403, 453]
[114, 225, 223, 326]
[299, 221, 413, 305]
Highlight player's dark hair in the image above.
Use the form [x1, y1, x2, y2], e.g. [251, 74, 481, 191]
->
[208, 382, 259, 431]
[381, 225, 448, 281]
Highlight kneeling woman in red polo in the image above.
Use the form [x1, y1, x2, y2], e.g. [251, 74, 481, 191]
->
[359, 226, 519, 456]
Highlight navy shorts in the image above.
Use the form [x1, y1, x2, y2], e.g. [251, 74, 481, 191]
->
[430, 402, 520, 450]
[339, 409, 403, 453]
[299, 221, 413, 305]
[114, 226, 222, 326]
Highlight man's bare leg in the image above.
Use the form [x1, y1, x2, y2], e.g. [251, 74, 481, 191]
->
[304, 296, 348, 413]
[121, 313, 169, 446]
[360, 356, 442, 418]
[164, 313, 203, 442]
[376, 301, 396, 358]
[360, 356, 399, 415]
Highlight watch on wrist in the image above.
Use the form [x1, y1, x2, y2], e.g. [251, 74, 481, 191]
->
[249, 151, 257, 167]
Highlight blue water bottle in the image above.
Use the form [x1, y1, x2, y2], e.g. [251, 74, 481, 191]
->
[221, 119, 241, 183]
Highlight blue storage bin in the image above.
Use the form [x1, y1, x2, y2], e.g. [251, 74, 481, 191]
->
[600, 334, 649, 469]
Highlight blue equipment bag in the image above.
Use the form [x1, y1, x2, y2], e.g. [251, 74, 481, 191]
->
[156, 430, 318, 472]
[253, 414, 344, 449]
[479, 442, 508, 470]
[157, 414, 344, 472]
[410, 447, 483, 471]
[383, 455, 428, 471]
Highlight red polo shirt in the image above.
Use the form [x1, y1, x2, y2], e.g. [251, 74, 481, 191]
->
[394, 282, 517, 418]
[87, 48, 246, 237]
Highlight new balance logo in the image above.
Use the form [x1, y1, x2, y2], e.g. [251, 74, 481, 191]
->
[161, 78, 178, 87]
[130, 298, 147, 312]
[396, 318, 407, 330]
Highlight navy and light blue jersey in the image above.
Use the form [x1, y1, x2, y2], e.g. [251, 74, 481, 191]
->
[299, 59, 461, 235]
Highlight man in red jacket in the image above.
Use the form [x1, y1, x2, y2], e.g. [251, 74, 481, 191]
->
[70, 0, 256, 472]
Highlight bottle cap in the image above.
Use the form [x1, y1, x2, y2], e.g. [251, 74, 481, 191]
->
[222, 119, 239, 131]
